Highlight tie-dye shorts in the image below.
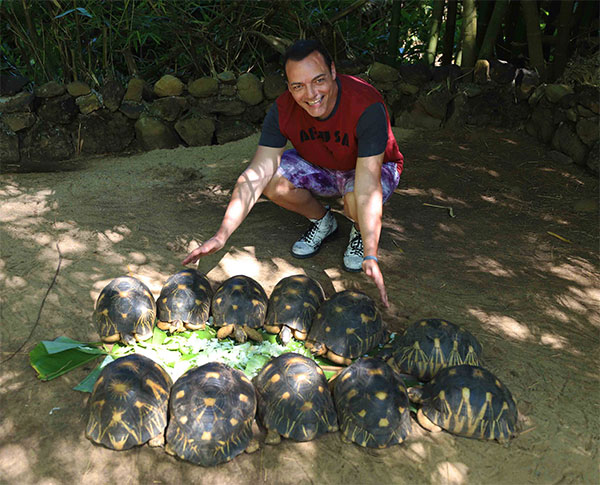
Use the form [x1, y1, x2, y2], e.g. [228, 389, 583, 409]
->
[277, 149, 400, 203]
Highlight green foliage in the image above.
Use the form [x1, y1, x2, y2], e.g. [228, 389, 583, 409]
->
[2, 1, 591, 85]
[29, 336, 107, 381]
[0, 0, 432, 84]
[29, 326, 338, 392]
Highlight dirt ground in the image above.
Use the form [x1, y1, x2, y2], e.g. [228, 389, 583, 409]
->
[1, 126, 598, 484]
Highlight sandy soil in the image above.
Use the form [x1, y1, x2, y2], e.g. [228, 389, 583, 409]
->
[1, 127, 598, 484]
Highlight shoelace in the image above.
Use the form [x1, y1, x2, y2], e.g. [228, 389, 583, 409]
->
[348, 232, 363, 254]
[300, 222, 319, 243]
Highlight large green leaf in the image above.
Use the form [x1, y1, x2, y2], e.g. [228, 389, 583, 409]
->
[73, 355, 115, 392]
[42, 336, 105, 354]
[29, 337, 107, 381]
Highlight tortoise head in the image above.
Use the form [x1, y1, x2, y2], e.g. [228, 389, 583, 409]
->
[306, 340, 326, 356]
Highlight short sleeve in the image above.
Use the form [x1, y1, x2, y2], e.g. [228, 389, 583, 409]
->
[258, 103, 288, 148]
[356, 102, 389, 157]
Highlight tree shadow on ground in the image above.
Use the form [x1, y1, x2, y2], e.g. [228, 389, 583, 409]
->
[0, 128, 598, 484]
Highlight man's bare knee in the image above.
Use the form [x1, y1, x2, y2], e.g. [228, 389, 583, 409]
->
[343, 191, 358, 221]
[264, 175, 294, 201]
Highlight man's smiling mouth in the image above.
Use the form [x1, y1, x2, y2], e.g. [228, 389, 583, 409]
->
[307, 96, 324, 106]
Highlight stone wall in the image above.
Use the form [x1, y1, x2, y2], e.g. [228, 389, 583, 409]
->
[1, 61, 597, 175]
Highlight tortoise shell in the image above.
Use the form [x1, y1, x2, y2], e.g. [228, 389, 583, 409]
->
[156, 269, 213, 333]
[333, 357, 412, 448]
[211, 274, 268, 330]
[165, 362, 257, 466]
[306, 290, 385, 363]
[385, 318, 483, 381]
[264, 275, 324, 341]
[93, 276, 156, 345]
[418, 364, 518, 442]
[86, 353, 172, 450]
[253, 353, 337, 442]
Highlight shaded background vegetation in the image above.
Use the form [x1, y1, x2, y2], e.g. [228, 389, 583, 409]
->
[1, 0, 598, 87]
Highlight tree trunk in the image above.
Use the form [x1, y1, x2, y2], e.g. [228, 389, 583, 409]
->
[504, 0, 527, 62]
[571, 0, 598, 42]
[549, 0, 574, 81]
[521, 0, 546, 79]
[441, 0, 458, 65]
[426, 0, 445, 65]
[388, 0, 402, 59]
[475, 0, 494, 53]
[541, 0, 561, 60]
[478, 0, 510, 60]
[461, 0, 477, 69]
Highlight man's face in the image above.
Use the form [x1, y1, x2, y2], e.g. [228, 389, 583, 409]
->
[285, 51, 337, 120]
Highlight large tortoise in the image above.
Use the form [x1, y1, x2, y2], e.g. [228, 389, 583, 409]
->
[156, 269, 213, 333]
[305, 290, 385, 365]
[93, 276, 156, 345]
[86, 353, 172, 450]
[333, 357, 412, 448]
[264, 275, 325, 344]
[382, 318, 483, 381]
[211, 275, 268, 343]
[411, 364, 518, 442]
[165, 362, 258, 466]
[253, 352, 338, 444]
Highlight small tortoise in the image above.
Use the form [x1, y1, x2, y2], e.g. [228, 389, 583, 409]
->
[411, 364, 518, 442]
[253, 352, 338, 444]
[264, 275, 325, 344]
[211, 275, 268, 343]
[86, 353, 172, 450]
[165, 362, 258, 466]
[93, 276, 156, 345]
[305, 289, 385, 365]
[156, 269, 213, 333]
[382, 318, 483, 381]
[333, 357, 412, 448]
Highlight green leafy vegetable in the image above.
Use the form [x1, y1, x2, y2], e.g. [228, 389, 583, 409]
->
[29, 337, 107, 381]
[30, 326, 350, 393]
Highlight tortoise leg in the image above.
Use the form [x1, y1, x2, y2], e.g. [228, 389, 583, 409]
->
[156, 320, 171, 331]
[148, 433, 165, 447]
[263, 324, 281, 334]
[340, 432, 352, 444]
[245, 438, 260, 454]
[308, 341, 327, 356]
[185, 321, 205, 331]
[244, 325, 264, 342]
[102, 333, 121, 344]
[417, 408, 442, 433]
[293, 330, 307, 340]
[326, 350, 352, 366]
[279, 326, 292, 345]
[217, 324, 235, 339]
[265, 428, 282, 445]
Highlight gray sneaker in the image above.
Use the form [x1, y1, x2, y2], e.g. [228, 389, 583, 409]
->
[343, 225, 364, 272]
[291, 207, 338, 258]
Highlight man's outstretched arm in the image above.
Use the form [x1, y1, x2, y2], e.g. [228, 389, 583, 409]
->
[182, 145, 285, 265]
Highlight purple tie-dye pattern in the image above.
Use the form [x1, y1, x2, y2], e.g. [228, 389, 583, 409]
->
[278, 149, 400, 203]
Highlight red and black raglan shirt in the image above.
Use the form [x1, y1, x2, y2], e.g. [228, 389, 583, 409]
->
[259, 74, 403, 175]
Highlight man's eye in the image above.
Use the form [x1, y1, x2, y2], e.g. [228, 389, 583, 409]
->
[315, 78, 324, 84]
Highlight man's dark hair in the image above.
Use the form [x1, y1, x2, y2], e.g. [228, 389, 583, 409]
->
[282, 39, 333, 72]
